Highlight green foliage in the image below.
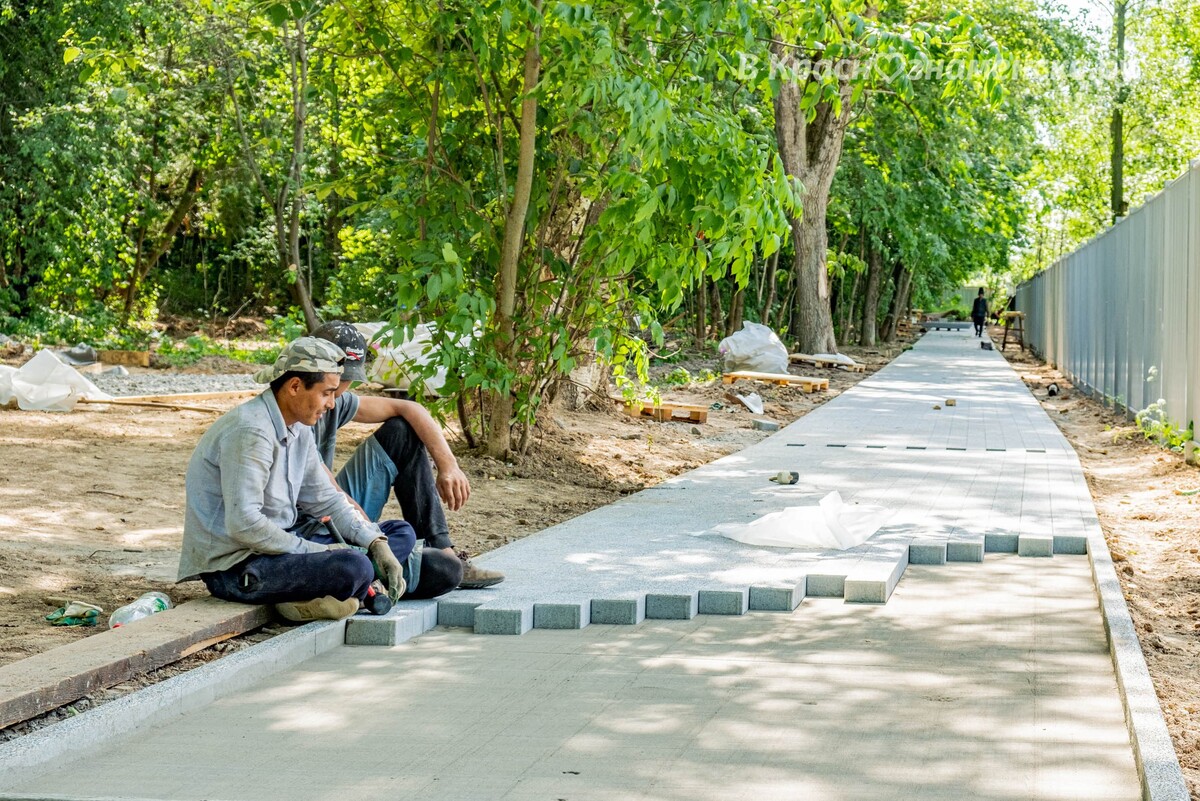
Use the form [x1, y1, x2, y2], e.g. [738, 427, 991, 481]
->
[155, 334, 280, 368]
[1135, 399, 1194, 452]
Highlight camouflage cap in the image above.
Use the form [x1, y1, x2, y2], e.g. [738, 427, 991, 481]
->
[253, 336, 346, 384]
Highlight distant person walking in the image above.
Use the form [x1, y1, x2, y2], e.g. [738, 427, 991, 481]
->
[971, 288, 988, 337]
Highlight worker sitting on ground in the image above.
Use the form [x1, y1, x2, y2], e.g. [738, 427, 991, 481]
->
[306, 321, 503, 590]
[177, 337, 413, 622]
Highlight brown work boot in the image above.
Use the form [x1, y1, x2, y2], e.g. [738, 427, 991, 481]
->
[275, 596, 360, 622]
[456, 550, 505, 589]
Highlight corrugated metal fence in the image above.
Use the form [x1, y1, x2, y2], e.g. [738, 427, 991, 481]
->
[1015, 161, 1200, 445]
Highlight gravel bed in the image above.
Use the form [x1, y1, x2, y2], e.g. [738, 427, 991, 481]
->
[90, 373, 261, 398]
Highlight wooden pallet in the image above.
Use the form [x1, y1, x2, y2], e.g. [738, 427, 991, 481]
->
[622, 400, 709, 424]
[721, 371, 829, 392]
[788, 353, 866, 372]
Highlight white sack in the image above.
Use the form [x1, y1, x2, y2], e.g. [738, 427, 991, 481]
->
[0, 365, 16, 406]
[713, 491, 890, 550]
[812, 352, 858, 367]
[9, 350, 111, 412]
[717, 321, 789, 374]
[354, 322, 462, 396]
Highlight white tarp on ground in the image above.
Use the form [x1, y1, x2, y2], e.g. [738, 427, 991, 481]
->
[353, 321, 473, 396]
[0, 350, 112, 412]
[712, 491, 890, 550]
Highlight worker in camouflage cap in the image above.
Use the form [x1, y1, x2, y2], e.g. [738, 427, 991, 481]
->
[252, 336, 346, 384]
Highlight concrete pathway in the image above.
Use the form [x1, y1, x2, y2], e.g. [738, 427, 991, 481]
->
[0, 331, 1181, 799]
[2, 557, 1139, 800]
[428, 331, 1095, 636]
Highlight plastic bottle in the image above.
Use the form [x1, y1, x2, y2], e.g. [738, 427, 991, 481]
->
[108, 592, 172, 629]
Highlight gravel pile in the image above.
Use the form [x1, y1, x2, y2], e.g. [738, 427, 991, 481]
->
[90, 372, 261, 398]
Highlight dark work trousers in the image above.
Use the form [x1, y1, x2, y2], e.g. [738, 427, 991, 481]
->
[334, 417, 463, 598]
[202, 519, 417, 605]
[972, 317, 985, 337]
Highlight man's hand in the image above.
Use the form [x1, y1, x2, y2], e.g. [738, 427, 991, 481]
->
[367, 537, 405, 602]
[436, 464, 471, 512]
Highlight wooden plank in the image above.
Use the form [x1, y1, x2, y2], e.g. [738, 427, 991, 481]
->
[78, 398, 223, 414]
[787, 353, 865, 372]
[112, 390, 258, 403]
[98, 350, 151, 368]
[622, 401, 709, 425]
[0, 598, 271, 729]
[722, 371, 829, 392]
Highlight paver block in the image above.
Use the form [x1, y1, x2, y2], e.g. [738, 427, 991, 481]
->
[533, 602, 589, 630]
[645, 593, 698, 620]
[1018, 535, 1054, 557]
[697, 588, 749, 616]
[984, 533, 1019, 553]
[845, 549, 909, 604]
[805, 574, 846, 598]
[748, 580, 806, 611]
[437, 599, 481, 629]
[473, 606, 532, 636]
[909, 540, 947, 565]
[590, 597, 645, 625]
[345, 601, 438, 647]
[947, 539, 984, 562]
[1053, 535, 1088, 555]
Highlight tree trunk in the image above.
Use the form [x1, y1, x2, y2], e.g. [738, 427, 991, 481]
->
[772, 40, 854, 355]
[710, 276, 724, 336]
[760, 251, 779, 327]
[726, 285, 744, 337]
[1110, 0, 1128, 222]
[879, 261, 904, 341]
[485, 14, 541, 459]
[882, 265, 912, 343]
[859, 243, 882, 346]
[123, 167, 203, 321]
[694, 273, 707, 344]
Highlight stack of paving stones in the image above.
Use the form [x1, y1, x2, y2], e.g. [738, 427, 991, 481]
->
[351, 331, 1094, 642]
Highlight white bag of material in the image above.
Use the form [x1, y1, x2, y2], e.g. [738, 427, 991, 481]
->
[354, 322, 462, 396]
[8, 350, 111, 412]
[717, 321, 789, 374]
[812, 352, 858, 367]
[0, 365, 17, 405]
[713, 491, 890, 550]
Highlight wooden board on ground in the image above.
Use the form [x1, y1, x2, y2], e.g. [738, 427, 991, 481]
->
[0, 598, 272, 729]
[622, 400, 709, 424]
[721, 371, 829, 393]
[787, 353, 866, 373]
[98, 350, 151, 368]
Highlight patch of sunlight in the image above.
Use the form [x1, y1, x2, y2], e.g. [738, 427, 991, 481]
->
[117, 527, 183, 545]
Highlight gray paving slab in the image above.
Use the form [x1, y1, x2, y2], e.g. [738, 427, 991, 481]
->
[0, 557, 1146, 801]
[408, 331, 1103, 635]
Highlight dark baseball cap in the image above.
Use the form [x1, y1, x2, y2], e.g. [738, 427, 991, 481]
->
[311, 321, 368, 383]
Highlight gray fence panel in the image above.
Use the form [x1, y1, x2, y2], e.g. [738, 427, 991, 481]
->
[1018, 161, 1200, 446]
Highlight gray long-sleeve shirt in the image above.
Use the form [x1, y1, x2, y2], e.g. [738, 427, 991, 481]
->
[178, 390, 383, 581]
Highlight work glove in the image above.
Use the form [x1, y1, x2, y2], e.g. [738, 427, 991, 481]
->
[367, 537, 406, 602]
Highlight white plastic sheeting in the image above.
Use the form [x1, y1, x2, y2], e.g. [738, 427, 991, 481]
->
[0, 350, 111, 412]
[712, 491, 890, 550]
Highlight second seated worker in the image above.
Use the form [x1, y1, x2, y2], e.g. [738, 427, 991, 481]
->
[308, 320, 504, 590]
[177, 337, 412, 622]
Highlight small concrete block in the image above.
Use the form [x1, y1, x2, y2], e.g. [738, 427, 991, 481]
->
[645, 593, 698, 620]
[473, 606, 532, 636]
[845, 554, 908, 604]
[984, 533, 1019, 553]
[590, 597, 645, 625]
[946, 540, 984, 562]
[752, 418, 780, 432]
[748, 580, 806, 611]
[346, 601, 439, 646]
[909, 540, 947, 565]
[697, 588, 749, 616]
[533, 602, 588, 630]
[805, 574, 845, 598]
[437, 599, 481, 628]
[1052, 534, 1088, 555]
[1018, 535, 1054, 557]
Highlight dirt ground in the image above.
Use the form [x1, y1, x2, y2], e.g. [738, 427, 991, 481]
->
[2, 332, 1198, 797]
[0, 343, 891, 671]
